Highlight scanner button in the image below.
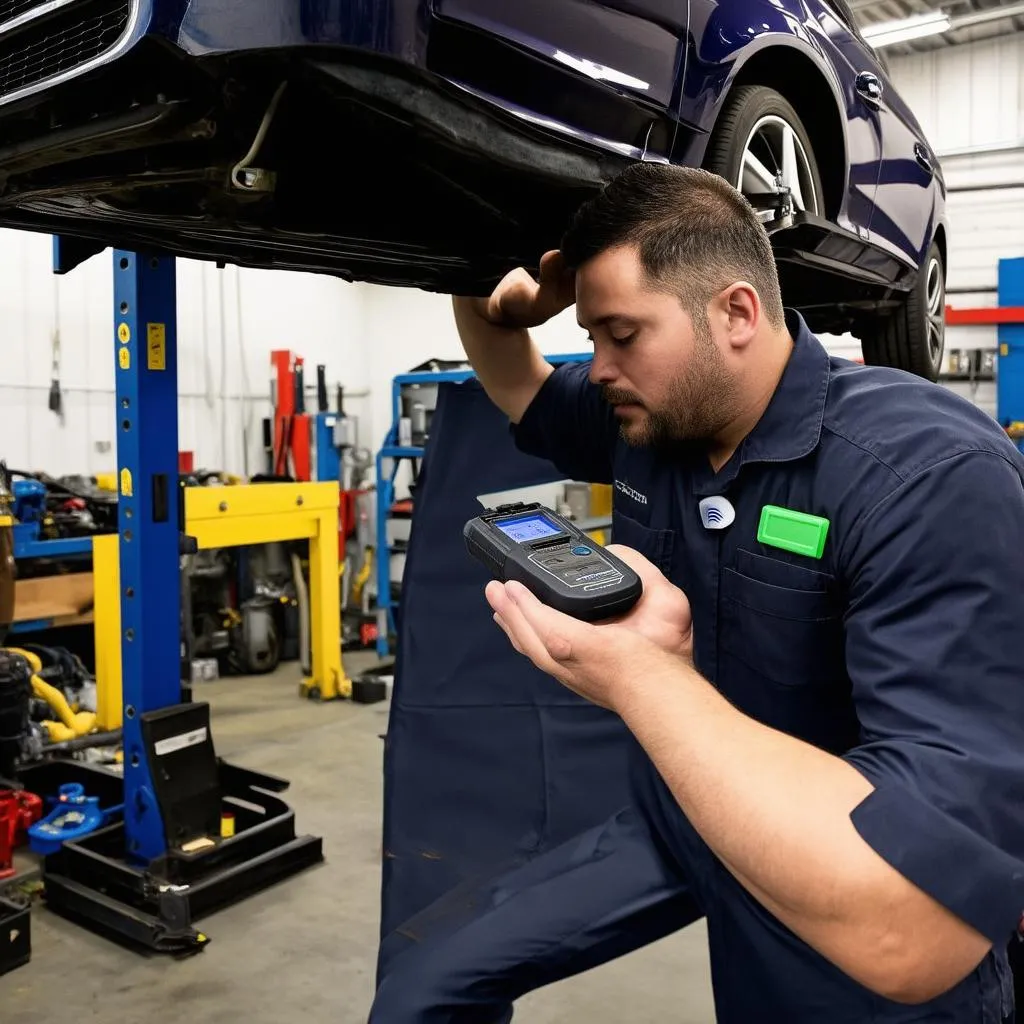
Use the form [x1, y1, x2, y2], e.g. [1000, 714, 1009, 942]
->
[571, 545, 592, 556]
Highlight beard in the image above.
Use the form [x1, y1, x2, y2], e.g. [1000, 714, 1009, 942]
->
[601, 330, 739, 449]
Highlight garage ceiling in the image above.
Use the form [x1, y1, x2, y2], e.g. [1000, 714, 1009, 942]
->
[852, 0, 1024, 55]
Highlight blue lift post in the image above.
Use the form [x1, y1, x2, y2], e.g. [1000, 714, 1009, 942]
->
[997, 257, 1024, 453]
[34, 242, 323, 954]
[112, 250, 182, 863]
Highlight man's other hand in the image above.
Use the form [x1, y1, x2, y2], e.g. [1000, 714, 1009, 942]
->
[473, 251, 576, 330]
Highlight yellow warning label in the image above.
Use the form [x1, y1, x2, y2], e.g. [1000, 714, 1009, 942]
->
[118, 323, 131, 344]
[147, 323, 166, 370]
[120, 468, 133, 498]
[119, 347, 130, 370]
[1001, 343, 1010, 358]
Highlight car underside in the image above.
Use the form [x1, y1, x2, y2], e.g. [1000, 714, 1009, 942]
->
[0, 30, 917, 338]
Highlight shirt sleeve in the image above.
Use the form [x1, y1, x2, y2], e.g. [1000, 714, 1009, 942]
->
[511, 360, 618, 484]
[841, 449, 1024, 943]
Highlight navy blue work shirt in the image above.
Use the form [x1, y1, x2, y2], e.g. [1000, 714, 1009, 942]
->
[512, 309, 1024, 951]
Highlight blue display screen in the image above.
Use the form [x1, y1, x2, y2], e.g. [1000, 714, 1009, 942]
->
[496, 513, 561, 543]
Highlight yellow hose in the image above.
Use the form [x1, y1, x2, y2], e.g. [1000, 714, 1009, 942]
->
[3, 647, 96, 741]
[349, 546, 373, 607]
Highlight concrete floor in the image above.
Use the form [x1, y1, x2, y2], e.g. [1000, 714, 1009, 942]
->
[2, 656, 715, 1023]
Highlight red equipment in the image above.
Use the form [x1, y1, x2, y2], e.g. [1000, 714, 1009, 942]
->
[0, 791, 42, 880]
[270, 349, 311, 481]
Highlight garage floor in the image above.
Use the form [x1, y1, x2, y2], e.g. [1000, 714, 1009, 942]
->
[3, 656, 715, 1023]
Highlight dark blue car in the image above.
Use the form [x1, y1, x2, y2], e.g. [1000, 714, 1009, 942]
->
[0, 0, 946, 377]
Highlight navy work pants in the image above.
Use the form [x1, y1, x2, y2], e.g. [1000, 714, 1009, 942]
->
[370, 806, 1013, 1023]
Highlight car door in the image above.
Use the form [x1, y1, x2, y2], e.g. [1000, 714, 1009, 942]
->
[432, 0, 688, 127]
[859, 61, 938, 267]
[804, 0, 883, 239]
[810, 0, 935, 265]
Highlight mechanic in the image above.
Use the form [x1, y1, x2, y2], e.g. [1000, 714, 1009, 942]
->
[369, 163, 1024, 1023]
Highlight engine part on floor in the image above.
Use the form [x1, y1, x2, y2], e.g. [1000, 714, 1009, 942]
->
[27, 782, 123, 856]
[0, 790, 43, 878]
[0, 651, 31, 782]
[0, 897, 30, 977]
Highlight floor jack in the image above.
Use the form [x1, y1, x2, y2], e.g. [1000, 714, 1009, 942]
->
[30, 246, 323, 954]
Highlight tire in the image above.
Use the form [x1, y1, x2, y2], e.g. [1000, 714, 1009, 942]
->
[861, 240, 945, 382]
[704, 85, 824, 221]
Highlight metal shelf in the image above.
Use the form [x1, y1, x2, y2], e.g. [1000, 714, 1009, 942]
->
[13, 534, 94, 560]
[373, 354, 592, 657]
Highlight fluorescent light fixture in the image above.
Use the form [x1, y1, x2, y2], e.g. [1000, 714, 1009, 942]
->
[861, 10, 951, 48]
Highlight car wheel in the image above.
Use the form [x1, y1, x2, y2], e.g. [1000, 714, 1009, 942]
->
[861, 241, 945, 382]
[704, 85, 824, 223]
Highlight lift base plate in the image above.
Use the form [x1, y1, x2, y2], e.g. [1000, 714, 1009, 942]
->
[19, 759, 323, 954]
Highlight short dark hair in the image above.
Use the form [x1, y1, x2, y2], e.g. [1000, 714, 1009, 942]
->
[560, 163, 785, 330]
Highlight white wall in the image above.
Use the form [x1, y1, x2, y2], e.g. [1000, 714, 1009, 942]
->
[0, 227, 590, 479]
[889, 34, 1024, 339]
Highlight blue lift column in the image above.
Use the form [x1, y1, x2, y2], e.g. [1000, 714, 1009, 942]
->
[113, 250, 182, 863]
[997, 257, 1024, 454]
[41, 243, 322, 955]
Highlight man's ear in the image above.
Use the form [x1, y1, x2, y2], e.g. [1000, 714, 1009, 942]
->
[712, 282, 761, 352]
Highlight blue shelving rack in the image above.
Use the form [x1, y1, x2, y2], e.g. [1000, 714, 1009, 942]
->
[373, 355, 591, 658]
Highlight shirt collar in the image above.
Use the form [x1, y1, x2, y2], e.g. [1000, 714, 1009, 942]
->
[690, 308, 831, 496]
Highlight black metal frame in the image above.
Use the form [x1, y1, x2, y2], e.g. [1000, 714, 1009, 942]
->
[18, 759, 323, 954]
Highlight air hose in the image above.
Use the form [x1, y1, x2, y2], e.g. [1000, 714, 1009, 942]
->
[2, 647, 96, 743]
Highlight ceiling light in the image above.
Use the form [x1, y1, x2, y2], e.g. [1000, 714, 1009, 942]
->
[861, 10, 951, 48]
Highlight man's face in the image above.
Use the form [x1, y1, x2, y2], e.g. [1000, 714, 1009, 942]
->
[574, 245, 740, 448]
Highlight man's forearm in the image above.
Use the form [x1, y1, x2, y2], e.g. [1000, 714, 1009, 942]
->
[615, 648, 990, 1002]
[451, 297, 552, 424]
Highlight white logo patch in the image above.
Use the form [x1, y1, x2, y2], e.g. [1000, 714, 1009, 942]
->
[699, 496, 735, 530]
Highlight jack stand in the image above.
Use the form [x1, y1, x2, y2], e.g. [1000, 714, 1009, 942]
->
[767, 179, 796, 231]
[38, 246, 324, 952]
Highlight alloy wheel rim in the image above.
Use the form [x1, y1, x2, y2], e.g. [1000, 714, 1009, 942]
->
[925, 256, 944, 366]
[738, 115, 819, 222]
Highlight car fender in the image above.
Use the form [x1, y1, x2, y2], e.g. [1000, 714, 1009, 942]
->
[676, 2, 848, 191]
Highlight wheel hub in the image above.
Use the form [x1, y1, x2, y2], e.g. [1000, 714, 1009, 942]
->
[738, 115, 819, 222]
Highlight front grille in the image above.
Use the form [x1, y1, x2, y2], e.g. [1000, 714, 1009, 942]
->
[0, 0, 54, 26]
[0, 0, 131, 101]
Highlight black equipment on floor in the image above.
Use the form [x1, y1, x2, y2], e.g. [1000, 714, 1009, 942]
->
[0, 651, 31, 783]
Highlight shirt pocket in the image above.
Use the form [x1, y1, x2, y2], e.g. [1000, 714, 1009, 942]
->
[611, 509, 674, 576]
[719, 556, 842, 689]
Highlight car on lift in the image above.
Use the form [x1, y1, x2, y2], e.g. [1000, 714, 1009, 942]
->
[0, 0, 946, 378]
